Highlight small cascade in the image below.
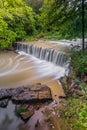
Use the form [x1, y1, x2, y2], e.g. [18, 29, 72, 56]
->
[16, 42, 69, 66]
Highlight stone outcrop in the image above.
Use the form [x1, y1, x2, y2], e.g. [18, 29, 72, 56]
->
[0, 84, 52, 121]
[67, 79, 85, 97]
[0, 84, 52, 103]
[16, 104, 34, 120]
[60, 75, 86, 98]
[12, 85, 52, 103]
[15, 103, 45, 120]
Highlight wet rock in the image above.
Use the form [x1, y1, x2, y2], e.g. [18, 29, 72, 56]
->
[12, 84, 52, 104]
[0, 89, 12, 99]
[0, 87, 25, 100]
[0, 84, 52, 121]
[15, 102, 46, 121]
[0, 99, 9, 108]
[20, 106, 34, 120]
[0, 84, 52, 104]
[21, 110, 34, 120]
[16, 104, 34, 121]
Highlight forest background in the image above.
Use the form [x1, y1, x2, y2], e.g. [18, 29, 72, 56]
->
[0, 1, 87, 129]
[0, 0, 87, 49]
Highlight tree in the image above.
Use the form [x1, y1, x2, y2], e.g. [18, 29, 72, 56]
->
[23, 0, 44, 13]
[82, 0, 85, 50]
[0, 19, 16, 49]
[0, 0, 36, 49]
[40, 0, 87, 39]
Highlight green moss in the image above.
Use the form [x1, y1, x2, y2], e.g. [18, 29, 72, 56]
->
[16, 107, 27, 116]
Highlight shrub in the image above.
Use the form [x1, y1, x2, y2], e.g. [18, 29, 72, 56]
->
[71, 50, 87, 78]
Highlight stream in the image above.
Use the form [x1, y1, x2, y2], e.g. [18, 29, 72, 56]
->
[0, 41, 69, 130]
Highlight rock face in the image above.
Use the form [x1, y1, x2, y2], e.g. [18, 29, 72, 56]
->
[0, 84, 52, 102]
[66, 78, 85, 97]
[16, 104, 34, 120]
[12, 85, 52, 103]
[0, 84, 52, 121]
[60, 76, 86, 98]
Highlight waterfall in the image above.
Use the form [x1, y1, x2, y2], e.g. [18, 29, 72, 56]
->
[16, 42, 69, 67]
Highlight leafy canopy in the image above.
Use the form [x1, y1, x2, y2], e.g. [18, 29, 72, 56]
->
[0, 0, 36, 49]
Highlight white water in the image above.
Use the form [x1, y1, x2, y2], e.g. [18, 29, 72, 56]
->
[0, 51, 66, 88]
[0, 45, 68, 130]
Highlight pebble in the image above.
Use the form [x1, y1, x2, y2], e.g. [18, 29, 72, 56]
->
[52, 111, 56, 115]
[52, 126, 55, 129]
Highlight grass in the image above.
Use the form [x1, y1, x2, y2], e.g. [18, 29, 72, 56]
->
[24, 31, 82, 42]
[24, 35, 37, 42]
[58, 96, 87, 130]
[24, 31, 70, 42]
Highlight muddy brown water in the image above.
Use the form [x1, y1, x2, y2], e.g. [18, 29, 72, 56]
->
[0, 50, 65, 130]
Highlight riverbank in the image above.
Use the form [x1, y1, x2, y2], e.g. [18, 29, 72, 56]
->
[0, 82, 64, 130]
[1, 40, 86, 130]
[0, 50, 66, 130]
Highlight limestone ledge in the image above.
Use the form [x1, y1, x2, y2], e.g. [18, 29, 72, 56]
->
[0, 84, 52, 121]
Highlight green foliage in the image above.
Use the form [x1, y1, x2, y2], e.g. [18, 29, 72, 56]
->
[0, 0, 38, 49]
[40, 0, 87, 39]
[1, 0, 87, 49]
[0, 18, 16, 49]
[23, 0, 43, 13]
[71, 50, 87, 78]
[16, 107, 27, 116]
[41, 31, 63, 40]
[78, 105, 87, 128]
[59, 97, 87, 130]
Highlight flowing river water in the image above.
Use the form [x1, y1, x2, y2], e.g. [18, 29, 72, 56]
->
[0, 41, 69, 130]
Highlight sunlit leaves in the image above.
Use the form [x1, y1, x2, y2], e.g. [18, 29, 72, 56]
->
[0, 18, 16, 49]
[60, 98, 87, 130]
[0, 0, 36, 49]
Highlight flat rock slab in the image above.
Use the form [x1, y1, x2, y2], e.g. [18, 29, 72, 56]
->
[0, 84, 52, 104]
[0, 84, 52, 121]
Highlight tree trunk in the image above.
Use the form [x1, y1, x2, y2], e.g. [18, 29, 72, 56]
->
[82, 0, 85, 51]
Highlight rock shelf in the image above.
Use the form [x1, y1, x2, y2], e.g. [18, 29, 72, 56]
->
[0, 84, 52, 121]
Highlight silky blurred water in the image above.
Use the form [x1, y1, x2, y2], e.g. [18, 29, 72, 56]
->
[0, 51, 66, 88]
[0, 51, 66, 130]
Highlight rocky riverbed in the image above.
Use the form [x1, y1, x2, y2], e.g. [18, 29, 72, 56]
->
[0, 84, 52, 121]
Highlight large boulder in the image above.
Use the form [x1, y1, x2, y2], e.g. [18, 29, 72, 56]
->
[12, 84, 52, 103]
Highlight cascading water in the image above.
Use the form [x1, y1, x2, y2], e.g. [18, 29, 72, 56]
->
[0, 42, 69, 130]
[16, 42, 69, 67]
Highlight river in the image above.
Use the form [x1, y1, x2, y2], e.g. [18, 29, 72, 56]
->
[0, 46, 67, 130]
